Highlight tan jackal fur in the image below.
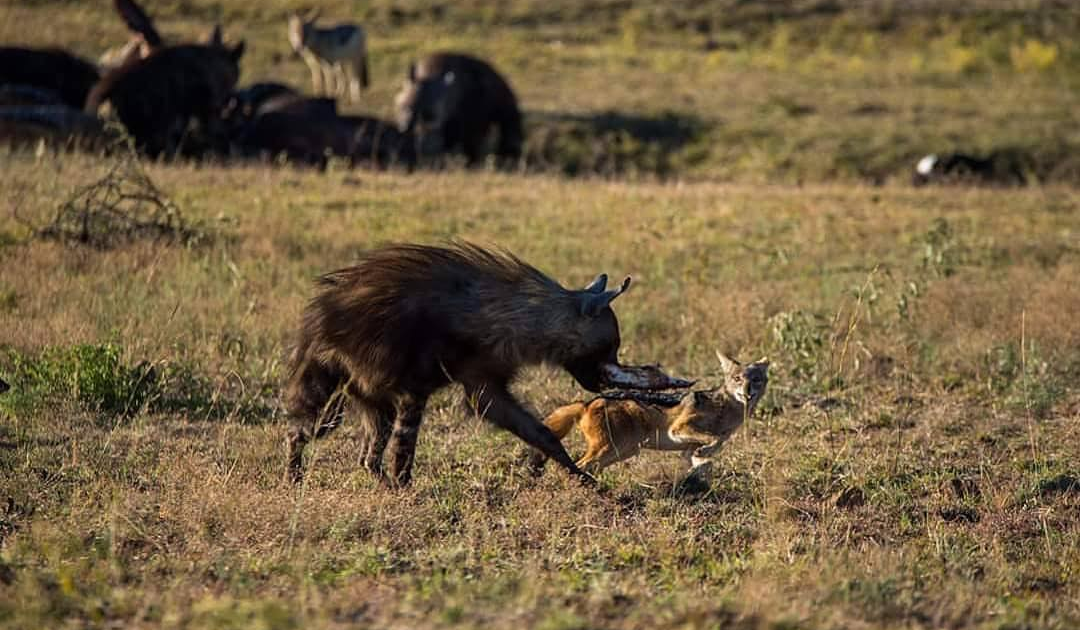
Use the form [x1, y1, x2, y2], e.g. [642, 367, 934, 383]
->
[536, 353, 769, 482]
[288, 12, 369, 102]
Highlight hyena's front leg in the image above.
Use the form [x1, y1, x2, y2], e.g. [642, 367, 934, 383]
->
[463, 380, 594, 486]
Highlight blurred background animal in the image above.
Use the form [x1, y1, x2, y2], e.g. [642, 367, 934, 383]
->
[86, 26, 244, 158]
[532, 353, 769, 486]
[913, 151, 1028, 186]
[0, 48, 109, 150]
[287, 11, 369, 102]
[283, 242, 690, 487]
[0, 47, 100, 109]
[224, 82, 415, 169]
[98, 0, 165, 71]
[395, 52, 523, 167]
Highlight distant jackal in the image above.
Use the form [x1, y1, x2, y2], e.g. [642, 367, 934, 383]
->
[288, 12, 369, 102]
[533, 353, 769, 482]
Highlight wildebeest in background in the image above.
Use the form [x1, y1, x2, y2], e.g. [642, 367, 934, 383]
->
[0, 377, 8, 394]
[287, 11, 369, 102]
[283, 242, 691, 486]
[0, 106, 111, 151]
[231, 102, 414, 169]
[98, 0, 165, 71]
[224, 82, 302, 122]
[0, 47, 100, 110]
[86, 27, 245, 158]
[913, 152, 1027, 186]
[395, 52, 524, 167]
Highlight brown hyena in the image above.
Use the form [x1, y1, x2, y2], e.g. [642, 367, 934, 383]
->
[395, 53, 523, 167]
[85, 27, 244, 158]
[284, 242, 691, 486]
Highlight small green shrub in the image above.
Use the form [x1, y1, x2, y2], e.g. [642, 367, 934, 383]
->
[0, 343, 270, 422]
[1, 344, 154, 416]
[769, 309, 829, 390]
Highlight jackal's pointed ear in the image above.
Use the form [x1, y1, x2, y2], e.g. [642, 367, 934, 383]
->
[208, 24, 223, 46]
[583, 274, 607, 293]
[715, 350, 740, 373]
[407, 62, 417, 83]
[755, 357, 770, 369]
[579, 276, 631, 317]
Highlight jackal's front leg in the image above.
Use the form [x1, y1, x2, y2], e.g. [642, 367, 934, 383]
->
[682, 440, 724, 480]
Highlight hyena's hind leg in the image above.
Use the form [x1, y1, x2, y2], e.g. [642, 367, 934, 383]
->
[284, 358, 350, 483]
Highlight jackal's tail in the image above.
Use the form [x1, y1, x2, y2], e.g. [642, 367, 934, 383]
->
[526, 402, 586, 475]
[543, 402, 587, 440]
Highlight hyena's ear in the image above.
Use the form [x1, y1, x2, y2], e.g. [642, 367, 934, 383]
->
[578, 276, 631, 317]
[715, 350, 740, 373]
[582, 274, 607, 293]
[229, 40, 246, 62]
[407, 62, 417, 83]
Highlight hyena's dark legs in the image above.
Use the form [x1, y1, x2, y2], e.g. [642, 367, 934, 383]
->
[284, 358, 349, 483]
[384, 396, 429, 487]
[353, 393, 396, 481]
[463, 380, 593, 485]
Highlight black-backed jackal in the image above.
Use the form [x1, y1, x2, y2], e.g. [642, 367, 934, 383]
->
[287, 12, 369, 102]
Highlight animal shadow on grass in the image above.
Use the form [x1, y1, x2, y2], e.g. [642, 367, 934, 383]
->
[525, 109, 708, 178]
[607, 470, 758, 515]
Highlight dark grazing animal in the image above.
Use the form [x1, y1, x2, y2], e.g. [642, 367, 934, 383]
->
[344, 115, 416, 168]
[395, 53, 523, 167]
[284, 243, 688, 486]
[234, 111, 414, 169]
[0, 378, 8, 394]
[224, 82, 302, 122]
[912, 152, 1027, 186]
[0, 48, 100, 110]
[0, 105, 111, 151]
[86, 28, 244, 158]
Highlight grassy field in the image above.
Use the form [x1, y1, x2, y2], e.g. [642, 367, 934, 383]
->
[2, 0, 1079, 180]
[2, 1, 1080, 629]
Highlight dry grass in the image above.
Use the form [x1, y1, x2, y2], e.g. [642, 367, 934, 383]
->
[1, 152, 1078, 628]
[2, 1, 1080, 628]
